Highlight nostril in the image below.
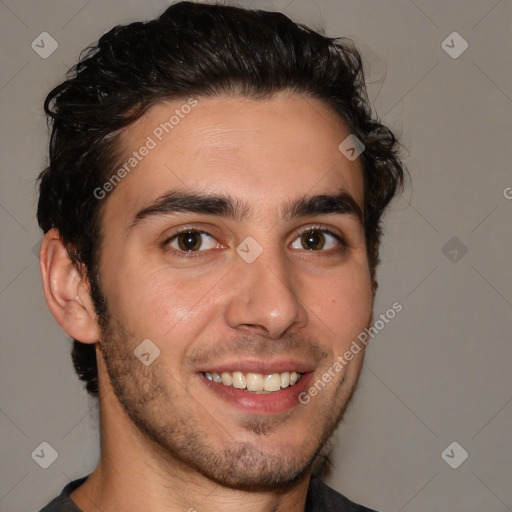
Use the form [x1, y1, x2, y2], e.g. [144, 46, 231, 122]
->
[238, 324, 270, 335]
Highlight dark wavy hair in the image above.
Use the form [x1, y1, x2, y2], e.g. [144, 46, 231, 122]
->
[36, 1, 404, 399]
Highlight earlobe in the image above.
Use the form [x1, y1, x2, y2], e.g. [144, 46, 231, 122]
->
[39, 228, 100, 344]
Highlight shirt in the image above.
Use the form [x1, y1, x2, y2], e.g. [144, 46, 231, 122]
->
[39, 474, 378, 511]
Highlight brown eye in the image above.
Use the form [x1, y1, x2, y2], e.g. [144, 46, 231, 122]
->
[301, 231, 325, 250]
[290, 229, 342, 251]
[168, 231, 218, 252]
[178, 232, 202, 251]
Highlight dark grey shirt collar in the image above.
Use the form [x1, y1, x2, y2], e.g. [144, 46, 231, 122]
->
[40, 474, 378, 511]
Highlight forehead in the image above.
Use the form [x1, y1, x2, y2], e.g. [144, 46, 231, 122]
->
[104, 92, 364, 225]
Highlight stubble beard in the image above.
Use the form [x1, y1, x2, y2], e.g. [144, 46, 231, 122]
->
[94, 288, 358, 492]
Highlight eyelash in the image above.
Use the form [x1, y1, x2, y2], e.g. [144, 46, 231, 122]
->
[162, 229, 218, 259]
[162, 225, 347, 258]
[293, 226, 346, 252]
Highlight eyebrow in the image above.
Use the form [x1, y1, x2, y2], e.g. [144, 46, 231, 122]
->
[128, 187, 364, 231]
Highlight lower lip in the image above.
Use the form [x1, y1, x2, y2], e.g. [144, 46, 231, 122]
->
[199, 373, 314, 414]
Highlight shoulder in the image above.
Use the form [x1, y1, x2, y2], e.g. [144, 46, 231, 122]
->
[306, 476, 379, 512]
[39, 476, 88, 512]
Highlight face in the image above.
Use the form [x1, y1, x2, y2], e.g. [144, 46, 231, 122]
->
[95, 92, 373, 490]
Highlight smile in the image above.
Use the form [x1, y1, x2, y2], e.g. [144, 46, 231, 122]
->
[203, 371, 303, 393]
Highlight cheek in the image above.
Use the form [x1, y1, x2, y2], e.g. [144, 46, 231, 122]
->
[100, 257, 223, 343]
[306, 266, 373, 345]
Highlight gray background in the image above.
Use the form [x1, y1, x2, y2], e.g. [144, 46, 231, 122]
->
[1, 0, 511, 510]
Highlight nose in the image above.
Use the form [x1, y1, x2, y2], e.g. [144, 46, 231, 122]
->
[224, 250, 308, 339]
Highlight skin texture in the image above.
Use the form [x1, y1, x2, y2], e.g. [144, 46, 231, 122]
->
[41, 92, 374, 512]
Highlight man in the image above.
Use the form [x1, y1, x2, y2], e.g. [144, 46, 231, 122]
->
[37, 1, 404, 510]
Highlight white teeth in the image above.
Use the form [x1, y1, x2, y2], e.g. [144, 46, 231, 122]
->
[246, 373, 264, 391]
[232, 371, 247, 389]
[204, 370, 303, 392]
[264, 373, 281, 392]
[221, 371, 233, 386]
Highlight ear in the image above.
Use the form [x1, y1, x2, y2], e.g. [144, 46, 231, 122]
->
[39, 228, 101, 343]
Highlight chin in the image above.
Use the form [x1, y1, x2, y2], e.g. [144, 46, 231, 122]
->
[191, 442, 315, 492]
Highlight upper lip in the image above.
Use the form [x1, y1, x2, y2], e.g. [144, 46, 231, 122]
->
[196, 358, 316, 375]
